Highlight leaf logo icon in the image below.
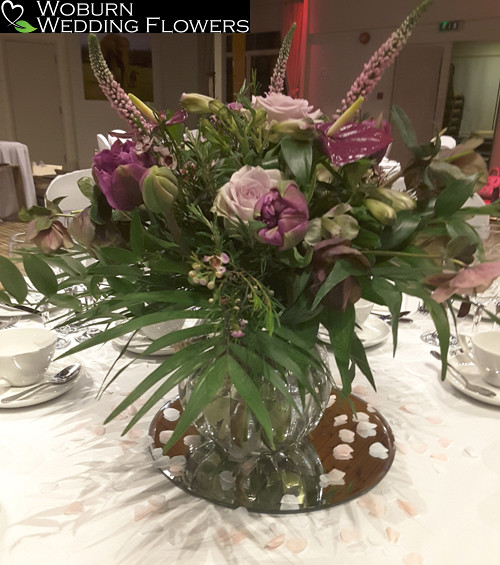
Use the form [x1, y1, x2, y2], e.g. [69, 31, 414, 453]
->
[1, 1, 36, 32]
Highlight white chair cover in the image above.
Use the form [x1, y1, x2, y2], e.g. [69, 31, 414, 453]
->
[96, 134, 111, 151]
[0, 141, 37, 208]
[44, 169, 92, 213]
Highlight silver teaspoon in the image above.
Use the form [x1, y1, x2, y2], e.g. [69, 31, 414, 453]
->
[430, 351, 496, 398]
[1, 363, 81, 404]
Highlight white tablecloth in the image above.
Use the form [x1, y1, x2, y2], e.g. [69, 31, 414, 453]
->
[1, 305, 499, 565]
[0, 141, 37, 209]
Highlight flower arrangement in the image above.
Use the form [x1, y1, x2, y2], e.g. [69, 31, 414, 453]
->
[2, 0, 500, 449]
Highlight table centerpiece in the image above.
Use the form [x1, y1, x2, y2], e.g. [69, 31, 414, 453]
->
[2, 0, 500, 511]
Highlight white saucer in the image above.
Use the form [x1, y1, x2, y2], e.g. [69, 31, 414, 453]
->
[318, 314, 390, 349]
[370, 293, 420, 317]
[445, 353, 500, 407]
[357, 315, 391, 348]
[0, 355, 84, 408]
[113, 333, 176, 357]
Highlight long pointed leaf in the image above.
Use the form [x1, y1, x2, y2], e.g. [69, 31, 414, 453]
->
[322, 305, 355, 394]
[105, 337, 221, 425]
[227, 355, 275, 449]
[121, 346, 222, 434]
[161, 352, 228, 451]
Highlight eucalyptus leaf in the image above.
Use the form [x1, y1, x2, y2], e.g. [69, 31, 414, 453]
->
[23, 254, 58, 297]
[129, 209, 144, 257]
[98, 246, 140, 265]
[380, 210, 421, 249]
[34, 215, 53, 232]
[77, 177, 96, 200]
[280, 136, 312, 187]
[0, 256, 28, 303]
[49, 293, 83, 311]
[434, 176, 476, 217]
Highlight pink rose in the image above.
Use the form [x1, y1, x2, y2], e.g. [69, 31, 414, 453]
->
[254, 181, 309, 251]
[212, 166, 282, 224]
[251, 93, 322, 124]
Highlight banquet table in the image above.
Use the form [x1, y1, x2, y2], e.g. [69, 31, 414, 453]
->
[1, 301, 499, 565]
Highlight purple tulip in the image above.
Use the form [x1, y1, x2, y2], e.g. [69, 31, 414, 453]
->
[254, 182, 308, 250]
[93, 140, 156, 211]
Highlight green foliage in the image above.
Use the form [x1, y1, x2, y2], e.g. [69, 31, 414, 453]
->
[2, 25, 494, 443]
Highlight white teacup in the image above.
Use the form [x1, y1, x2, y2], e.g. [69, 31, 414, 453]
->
[141, 319, 186, 341]
[355, 299, 374, 327]
[471, 330, 500, 388]
[0, 327, 57, 387]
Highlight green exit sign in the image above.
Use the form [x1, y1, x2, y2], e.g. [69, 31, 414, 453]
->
[439, 20, 463, 31]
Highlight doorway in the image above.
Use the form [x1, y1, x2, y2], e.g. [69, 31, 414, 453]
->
[389, 44, 445, 166]
[445, 41, 500, 168]
[4, 39, 66, 167]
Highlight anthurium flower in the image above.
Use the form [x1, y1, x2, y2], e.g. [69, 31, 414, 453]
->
[316, 121, 392, 167]
[254, 181, 309, 250]
[364, 118, 392, 163]
[93, 140, 155, 211]
[426, 262, 500, 303]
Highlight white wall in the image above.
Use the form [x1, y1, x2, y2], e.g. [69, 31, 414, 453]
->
[1, 1, 499, 170]
[0, 33, 202, 169]
[301, 0, 500, 167]
[304, 0, 500, 117]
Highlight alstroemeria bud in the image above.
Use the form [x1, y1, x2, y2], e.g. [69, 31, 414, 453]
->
[128, 93, 157, 123]
[141, 166, 179, 213]
[251, 108, 267, 128]
[269, 118, 316, 141]
[364, 199, 396, 225]
[180, 93, 223, 114]
[376, 187, 416, 211]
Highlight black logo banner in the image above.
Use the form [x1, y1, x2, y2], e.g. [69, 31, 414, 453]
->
[0, 0, 250, 34]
